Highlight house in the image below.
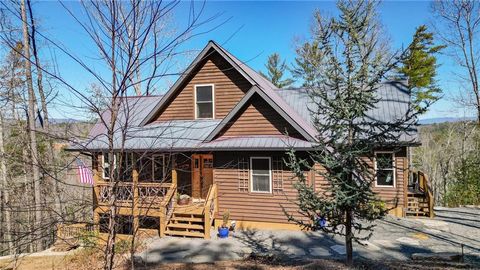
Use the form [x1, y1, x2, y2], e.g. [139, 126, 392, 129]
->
[67, 41, 433, 239]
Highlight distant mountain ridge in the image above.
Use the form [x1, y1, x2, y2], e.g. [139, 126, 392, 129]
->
[418, 117, 476, 125]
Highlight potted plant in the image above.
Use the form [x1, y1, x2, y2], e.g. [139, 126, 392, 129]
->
[218, 210, 230, 238]
[177, 193, 190, 205]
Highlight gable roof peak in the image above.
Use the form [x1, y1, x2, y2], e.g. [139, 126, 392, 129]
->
[140, 40, 276, 125]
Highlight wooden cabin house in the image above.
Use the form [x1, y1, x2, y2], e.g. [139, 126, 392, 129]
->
[68, 41, 433, 239]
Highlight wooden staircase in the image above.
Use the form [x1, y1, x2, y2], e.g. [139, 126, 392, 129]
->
[165, 203, 206, 238]
[405, 170, 434, 218]
[163, 184, 217, 239]
[406, 194, 431, 217]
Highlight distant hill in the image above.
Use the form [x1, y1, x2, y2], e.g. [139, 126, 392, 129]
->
[50, 118, 82, 124]
[418, 117, 476, 125]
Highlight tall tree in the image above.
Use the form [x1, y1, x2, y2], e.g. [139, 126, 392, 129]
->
[260, 53, 294, 88]
[432, 0, 480, 123]
[398, 25, 445, 113]
[284, 0, 417, 265]
[26, 0, 63, 219]
[292, 41, 324, 87]
[0, 43, 25, 255]
[20, 0, 43, 252]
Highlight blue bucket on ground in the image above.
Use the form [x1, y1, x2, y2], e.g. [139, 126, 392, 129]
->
[218, 227, 229, 238]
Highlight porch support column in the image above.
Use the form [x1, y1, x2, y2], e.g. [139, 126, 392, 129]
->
[132, 153, 139, 236]
[172, 168, 177, 186]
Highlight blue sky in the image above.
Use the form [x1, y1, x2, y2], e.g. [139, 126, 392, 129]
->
[30, 1, 474, 120]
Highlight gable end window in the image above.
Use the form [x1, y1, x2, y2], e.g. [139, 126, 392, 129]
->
[250, 157, 272, 193]
[374, 152, 395, 187]
[195, 84, 214, 119]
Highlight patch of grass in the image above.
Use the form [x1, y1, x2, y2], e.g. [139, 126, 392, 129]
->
[0, 255, 73, 270]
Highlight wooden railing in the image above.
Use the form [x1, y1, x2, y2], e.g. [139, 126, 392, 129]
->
[159, 182, 177, 237]
[95, 181, 172, 207]
[418, 171, 434, 218]
[203, 183, 218, 239]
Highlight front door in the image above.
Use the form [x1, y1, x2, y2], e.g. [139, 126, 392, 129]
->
[191, 154, 213, 199]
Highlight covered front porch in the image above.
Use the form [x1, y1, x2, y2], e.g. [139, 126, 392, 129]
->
[92, 152, 217, 239]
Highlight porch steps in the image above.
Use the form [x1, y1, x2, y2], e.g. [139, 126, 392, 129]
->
[170, 216, 203, 223]
[406, 195, 430, 217]
[167, 223, 204, 230]
[164, 229, 204, 238]
[165, 203, 206, 238]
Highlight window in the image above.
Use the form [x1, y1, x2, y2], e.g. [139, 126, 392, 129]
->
[137, 154, 166, 182]
[102, 153, 116, 179]
[195, 84, 214, 119]
[102, 153, 135, 180]
[375, 152, 395, 187]
[250, 157, 272, 193]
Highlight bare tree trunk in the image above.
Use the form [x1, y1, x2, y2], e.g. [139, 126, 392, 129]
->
[26, 0, 63, 219]
[0, 112, 13, 254]
[105, 2, 119, 268]
[20, 0, 42, 252]
[345, 209, 353, 266]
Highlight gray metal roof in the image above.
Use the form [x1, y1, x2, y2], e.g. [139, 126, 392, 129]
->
[199, 135, 314, 150]
[88, 95, 163, 139]
[276, 81, 418, 143]
[71, 119, 221, 151]
[71, 42, 418, 152]
[276, 81, 414, 126]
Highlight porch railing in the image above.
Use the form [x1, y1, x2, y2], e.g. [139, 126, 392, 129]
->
[410, 170, 434, 218]
[95, 181, 172, 208]
[159, 182, 177, 237]
[418, 171, 434, 218]
[203, 183, 218, 239]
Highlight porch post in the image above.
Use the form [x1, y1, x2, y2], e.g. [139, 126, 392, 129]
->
[132, 153, 139, 235]
[172, 168, 177, 186]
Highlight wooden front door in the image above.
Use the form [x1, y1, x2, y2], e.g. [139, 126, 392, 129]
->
[191, 154, 213, 199]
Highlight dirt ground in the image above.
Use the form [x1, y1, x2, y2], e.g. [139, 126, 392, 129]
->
[0, 255, 476, 270]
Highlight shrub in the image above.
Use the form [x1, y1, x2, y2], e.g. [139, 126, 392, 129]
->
[445, 151, 480, 207]
[114, 239, 132, 254]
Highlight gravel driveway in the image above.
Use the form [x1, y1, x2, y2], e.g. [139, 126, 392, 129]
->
[136, 207, 480, 266]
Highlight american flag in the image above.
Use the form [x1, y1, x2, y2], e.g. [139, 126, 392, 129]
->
[76, 158, 93, 185]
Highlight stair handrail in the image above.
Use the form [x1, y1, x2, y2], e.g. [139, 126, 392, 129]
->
[203, 183, 217, 239]
[160, 182, 177, 236]
[418, 171, 434, 218]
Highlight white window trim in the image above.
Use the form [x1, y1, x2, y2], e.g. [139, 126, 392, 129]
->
[250, 157, 272, 194]
[194, 84, 215, 119]
[152, 154, 166, 181]
[374, 151, 396, 188]
[102, 153, 116, 180]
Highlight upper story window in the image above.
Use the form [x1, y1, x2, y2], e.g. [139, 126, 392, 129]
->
[375, 152, 395, 187]
[250, 157, 272, 193]
[195, 84, 214, 119]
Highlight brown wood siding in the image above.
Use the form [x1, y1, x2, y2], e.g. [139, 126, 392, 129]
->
[213, 148, 407, 224]
[219, 94, 303, 138]
[313, 148, 407, 208]
[214, 151, 308, 224]
[154, 51, 251, 121]
[371, 148, 407, 207]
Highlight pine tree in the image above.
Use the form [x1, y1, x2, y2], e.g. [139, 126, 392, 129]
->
[284, 0, 419, 265]
[259, 53, 294, 88]
[398, 25, 445, 113]
[292, 41, 323, 87]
